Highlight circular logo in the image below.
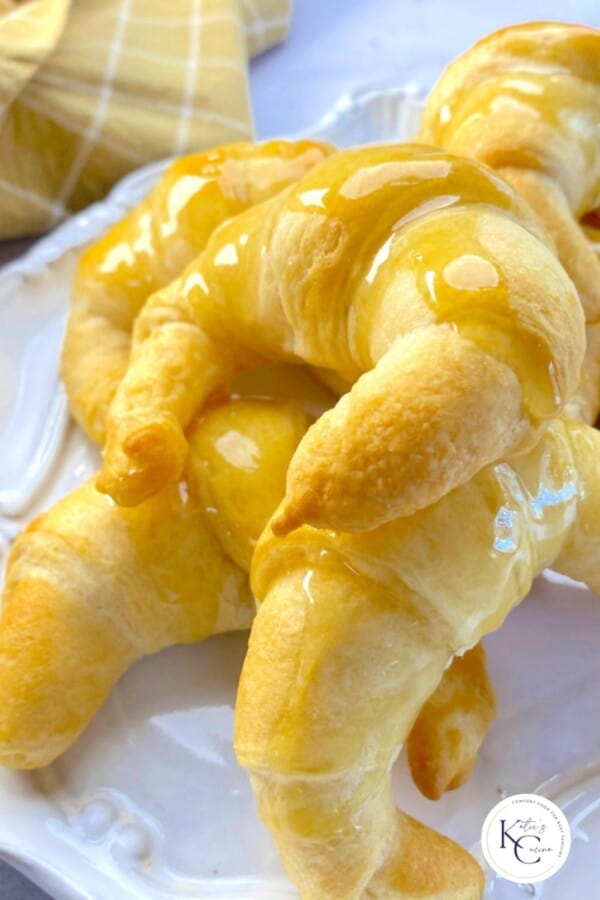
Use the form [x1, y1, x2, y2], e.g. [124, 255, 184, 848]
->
[481, 793, 571, 884]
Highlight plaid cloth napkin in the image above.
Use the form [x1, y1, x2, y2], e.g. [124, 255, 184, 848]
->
[0, 0, 291, 239]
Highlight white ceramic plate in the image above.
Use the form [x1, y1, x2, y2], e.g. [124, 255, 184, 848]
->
[1, 88, 599, 900]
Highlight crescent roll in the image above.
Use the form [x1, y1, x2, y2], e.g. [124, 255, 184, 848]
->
[412, 20, 600, 789]
[420, 21, 600, 322]
[96, 145, 584, 526]
[0, 366, 324, 769]
[1, 361, 486, 784]
[236, 416, 600, 899]
[61, 139, 332, 445]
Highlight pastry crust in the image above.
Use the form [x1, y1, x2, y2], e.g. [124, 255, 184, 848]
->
[420, 21, 600, 321]
[406, 645, 496, 801]
[236, 417, 600, 899]
[97, 145, 584, 526]
[61, 139, 332, 445]
[7, 28, 596, 888]
[414, 17, 600, 807]
[0, 360, 485, 787]
[0, 366, 323, 769]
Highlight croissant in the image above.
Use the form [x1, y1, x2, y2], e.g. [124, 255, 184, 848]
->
[191, 358, 493, 803]
[405, 643, 495, 801]
[96, 144, 584, 527]
[413, 22, 600, 782]
[420, 23, 600, 329]
[0, 366, 320, 769]
[236, 416, 600, 898]
[61, 138, 332, 445]
[1, 359, 485, 786]
[59, 136, 492, 788]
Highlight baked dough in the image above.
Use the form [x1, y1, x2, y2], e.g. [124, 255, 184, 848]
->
[0, 365, 324, 768]
[1, 361, 489, 785]
[236, 416, 600, 899]
[420, 21, 600, 320]
[96, 145, 584, 527]
[421, 21, 600, 424]
[61, 139, 332, 445]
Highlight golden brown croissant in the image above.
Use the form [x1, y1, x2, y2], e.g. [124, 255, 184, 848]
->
[436, 198, 600, 796]
[96, 144, 584, 525]
[188, 368, 494, 803]
[60, 136, 489, 789]
[0, 365, 323, 769]
[405, 643, 496, 801]
[236, 416, 600, 899]
[1, 360, 477, 784]
[420, 22, 600, 323]
[81, 137, 582, 896]
[61, 139, 332, 446]
[414, 23, 600, 785]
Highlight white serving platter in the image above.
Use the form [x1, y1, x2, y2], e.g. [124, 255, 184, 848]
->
[1, 87, 599, 899]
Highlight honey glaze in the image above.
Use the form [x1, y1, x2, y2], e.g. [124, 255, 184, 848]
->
[353, 204, 564, 418]
[76, 139, 333, 316]
[253, 418, 586, 658]
[64, 139, 334, 452]
[103, 363, 332, 640]
[96, 139, 587, 525]
[187, 364, 333, 571]
[421, 23, 600, 209]
[179, 142, 578, 410]
[245, 418, 588, 807]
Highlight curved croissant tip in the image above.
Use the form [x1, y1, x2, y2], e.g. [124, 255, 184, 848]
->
[96, 421, 188, 506]
[95, 458, 161, 507]
[95, 468, 138, 507]
[270, 503, 303, 537]
[95, 467, 115, 498]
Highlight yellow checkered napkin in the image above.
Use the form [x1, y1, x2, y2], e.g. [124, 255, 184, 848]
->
[0, 0, 291, 239]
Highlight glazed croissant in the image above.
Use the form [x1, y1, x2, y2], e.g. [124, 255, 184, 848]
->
[406, 21, 600, 790]
[0, 360, 488, 783]
[97, 144, 584, 527]
[0, 366, 321, 769]
[420, 22, 600, 324]
[236, 416, 600, 899]
[412, 22, 600, 786]
[57, 136, 493, 787]
[61, 138, 332, 446]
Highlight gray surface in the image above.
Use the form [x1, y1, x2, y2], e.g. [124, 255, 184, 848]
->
[0, 868, 48, 900]
[0, 237, 36, 267]
[2, 0, 600, 896]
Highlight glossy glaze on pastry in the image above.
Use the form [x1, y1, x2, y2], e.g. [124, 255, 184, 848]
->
[236, 416, 600, 899]
[0, 362, 485, 783]
[0, 365, 327, 768]
[415, 21, 600, 790]
[61, 139, 332, 445]
[96, 144, 584, 527]
[420, 22, 600, 323]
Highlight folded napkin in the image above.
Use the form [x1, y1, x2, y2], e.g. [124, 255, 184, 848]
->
[0, 0, 291, 238]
